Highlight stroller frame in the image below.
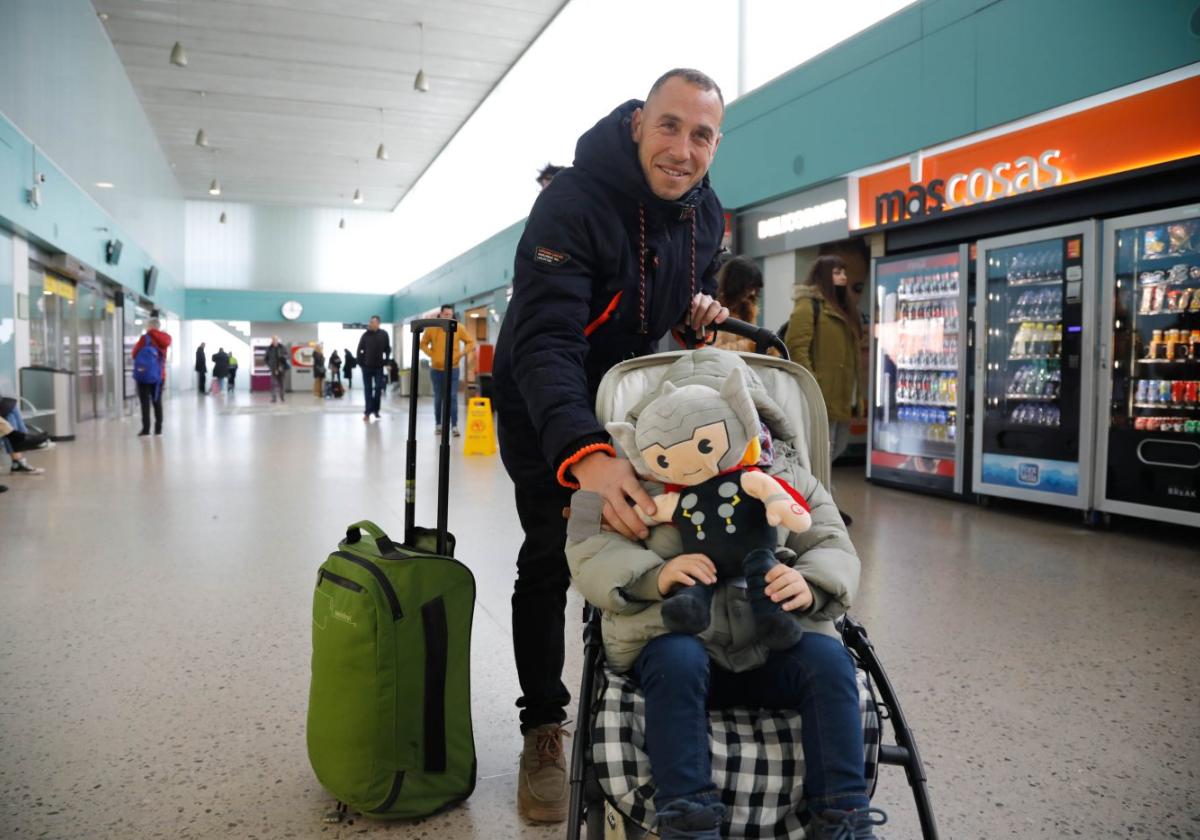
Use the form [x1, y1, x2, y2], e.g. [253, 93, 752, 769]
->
[563, 320, 939, 839]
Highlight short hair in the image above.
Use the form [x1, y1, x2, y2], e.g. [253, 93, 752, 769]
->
[438, 303, 455, 316]
[369, 314, 381, 322]
[147, 318, 161, 330]
[647, 68, 724, 108]
[536, 163, 564, 185]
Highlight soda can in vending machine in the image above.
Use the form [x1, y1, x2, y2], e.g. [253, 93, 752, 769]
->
[1172, 380, 1187, 405]
[1136, 379, 1149, 403]
[1186, 380, 1198, 406]
[1159, 380, 1173, 403]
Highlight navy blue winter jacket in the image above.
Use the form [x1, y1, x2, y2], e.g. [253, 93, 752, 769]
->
[493, 99, 725, 486]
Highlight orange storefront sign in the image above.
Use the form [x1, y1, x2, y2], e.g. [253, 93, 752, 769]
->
[854, 72, 1200, 230]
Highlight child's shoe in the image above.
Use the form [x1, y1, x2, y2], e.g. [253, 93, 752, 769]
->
[809, 806, 888, 839]
[656, 793, 725, 840]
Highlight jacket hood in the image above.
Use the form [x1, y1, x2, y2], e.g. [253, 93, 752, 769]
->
[573, 99, 711, 212]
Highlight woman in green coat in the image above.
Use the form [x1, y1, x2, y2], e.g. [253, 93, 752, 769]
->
[785, 255, 862, 522]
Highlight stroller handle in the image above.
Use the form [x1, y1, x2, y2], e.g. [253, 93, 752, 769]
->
[679, 317, 790, 360]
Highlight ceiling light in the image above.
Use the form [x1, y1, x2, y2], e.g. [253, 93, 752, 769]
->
[219, 211, 227, 224]
[195, 128, 208, 147]
[95, 182, 115, 189]
[376, 108, 388, 160]
[208, 178, 221, 195]
[170, 41, 188, 67]
[339, 217, 346, 230]
[353, 188, 363, 204]
[414, 22, 429, 92]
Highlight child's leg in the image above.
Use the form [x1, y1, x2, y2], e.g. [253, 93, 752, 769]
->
[710, 632, 868, 814]
[630, 633, 716, 804]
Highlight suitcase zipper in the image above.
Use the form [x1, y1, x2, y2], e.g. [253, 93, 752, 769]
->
[333, 551, 403, 620]
[317, 568, 365, 593]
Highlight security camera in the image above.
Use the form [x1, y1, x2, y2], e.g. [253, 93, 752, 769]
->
[36, 172, 46, 184]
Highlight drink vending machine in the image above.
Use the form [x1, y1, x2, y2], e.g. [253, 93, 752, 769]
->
[1093, 204, 1200, 527]
[972, 221, 1098, 510]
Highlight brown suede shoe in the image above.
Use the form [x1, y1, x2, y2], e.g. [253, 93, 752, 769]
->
[517, 723, 569, 823]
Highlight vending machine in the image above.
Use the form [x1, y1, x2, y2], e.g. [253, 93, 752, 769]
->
[867, 246, 971, 495]
[972, 221, 1098, 510]
[1094, 204, 1200, 527]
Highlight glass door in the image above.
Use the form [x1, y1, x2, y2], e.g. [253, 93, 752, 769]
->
[1095, 205, 1200, 525]
[973, 222, 1097, 508]
[75, 285, 104, 420]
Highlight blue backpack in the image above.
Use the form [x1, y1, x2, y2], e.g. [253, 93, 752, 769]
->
[133, 337, 164, 385]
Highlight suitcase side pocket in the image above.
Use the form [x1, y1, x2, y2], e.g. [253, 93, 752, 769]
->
[421, 596, 449, 773]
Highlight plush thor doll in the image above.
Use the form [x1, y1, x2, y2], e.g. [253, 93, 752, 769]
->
[607, 367, 812, 650]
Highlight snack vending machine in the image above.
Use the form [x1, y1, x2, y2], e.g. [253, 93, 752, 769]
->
[867, 246, 971, 495]
[973, 221, 1098, 510]
[1094, 204, 1200, 527]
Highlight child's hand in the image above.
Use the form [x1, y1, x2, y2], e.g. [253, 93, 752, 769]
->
[764, 564, 814, 612]
[657, 553, 717, 596]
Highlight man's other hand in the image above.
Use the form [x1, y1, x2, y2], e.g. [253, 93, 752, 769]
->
[689, 293, 729, 331]
[572, 453, 656, 541]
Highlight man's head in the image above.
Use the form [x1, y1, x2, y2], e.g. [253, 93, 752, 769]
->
[438, 304, 455, 320]
[368, 315, 380, 331]
[631, 69, 724, 202]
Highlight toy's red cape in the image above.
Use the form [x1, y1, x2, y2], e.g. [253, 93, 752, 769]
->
[664, 465, 811, 512]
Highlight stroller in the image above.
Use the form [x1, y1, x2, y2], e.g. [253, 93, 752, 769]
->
[565, 320, 937, 839]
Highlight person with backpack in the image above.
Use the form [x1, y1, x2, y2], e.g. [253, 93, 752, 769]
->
[227, 352, 239, 393]
[785, 255, 861, 525]
[133, 318, 172, 436]
[342, 347, 356, 390]
[211, 347, 230, 395]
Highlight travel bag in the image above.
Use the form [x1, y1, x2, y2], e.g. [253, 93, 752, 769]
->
[307, 318, 476, 821]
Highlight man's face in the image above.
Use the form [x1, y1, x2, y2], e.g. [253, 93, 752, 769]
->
[369, 318, 380, 331]
[631, 77, 723, 202]
[438, 307, 454, 320]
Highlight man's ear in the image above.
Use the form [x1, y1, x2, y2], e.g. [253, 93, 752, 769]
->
[631, 107, 643, 143]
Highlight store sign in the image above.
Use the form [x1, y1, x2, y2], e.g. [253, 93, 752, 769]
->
[853, 70, 1200, 230]
[738, 180, 850, 258]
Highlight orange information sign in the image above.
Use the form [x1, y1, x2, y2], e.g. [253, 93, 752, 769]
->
[854, 72, 1200, 230]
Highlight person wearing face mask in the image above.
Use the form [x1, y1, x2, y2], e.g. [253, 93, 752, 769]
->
[492, 68, 730, 825]
[785, 255, 862, 525]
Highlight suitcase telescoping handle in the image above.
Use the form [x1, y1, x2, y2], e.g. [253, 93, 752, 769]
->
[406, 318, 457, 554]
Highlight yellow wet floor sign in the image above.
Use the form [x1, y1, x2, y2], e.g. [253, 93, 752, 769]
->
[464, 397, 497, 455]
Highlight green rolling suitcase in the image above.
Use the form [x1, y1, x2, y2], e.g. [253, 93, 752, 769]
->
[307, 318, 476, 820]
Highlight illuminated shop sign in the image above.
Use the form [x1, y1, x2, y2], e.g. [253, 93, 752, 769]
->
[853, 69, 1200, 230]
[738, 179, 850, 258]
[757, 198, 848, 240]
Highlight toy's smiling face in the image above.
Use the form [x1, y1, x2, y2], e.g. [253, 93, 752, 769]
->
[639, 421, 730, 485]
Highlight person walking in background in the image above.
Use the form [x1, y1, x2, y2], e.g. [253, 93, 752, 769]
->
[356, 315, 392, 422]
[386, 357, 400, 393]
[714, 255, 780, 355]
[328, 350, 342, 384]
[210, 347, 230, 395]
[133, 318, 172, 436]
[264, 336, 290, 403]
[227, 352, 238, 393]
[785, 255, 861, 525]
[194, 342, 207, 395]
[342, 347, 356, 390]
[312, 344, 326, 398]
[421, 304, 475, 437]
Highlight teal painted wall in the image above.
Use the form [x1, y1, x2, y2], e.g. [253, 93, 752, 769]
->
[393, 220, 525, 321]
[185, 289, 394, 324]
[0, 0, 185, 313]
[711, 0, 1200, 208]
[0, 227, 13, 394]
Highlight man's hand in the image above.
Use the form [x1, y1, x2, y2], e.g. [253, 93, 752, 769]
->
[657, 553, 717, 596]
[688, 293, 730, 331]
[572, 453, 657, 541]
[764, 564, 813, 612]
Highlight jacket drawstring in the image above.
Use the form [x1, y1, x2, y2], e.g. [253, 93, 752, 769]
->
[638, 202, 697, 336]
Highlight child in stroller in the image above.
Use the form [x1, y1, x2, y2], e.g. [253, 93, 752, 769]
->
[566, 348, 886, 840]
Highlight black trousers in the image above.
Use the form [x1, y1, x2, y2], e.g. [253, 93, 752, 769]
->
[511, 477, 574, 734]
[137, 382, 163, 433]
[196, 371, 206, 394]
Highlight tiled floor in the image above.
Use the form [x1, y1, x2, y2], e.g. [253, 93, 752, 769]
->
[0, 388, 1197, 839]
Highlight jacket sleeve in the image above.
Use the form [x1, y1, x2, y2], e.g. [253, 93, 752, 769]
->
[356, 334, 366, 363]
[419, 331, 434, 360]
[453, 325, 475, 367]
[566, 530, 666, 614]
[778, 467, 859, 621]
[785, 297, 815, 372]
[509, 200, 610, 474]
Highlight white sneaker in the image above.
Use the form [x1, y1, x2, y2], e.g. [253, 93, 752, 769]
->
[452, 427, 461, 437]
[11, 461, 44, 475]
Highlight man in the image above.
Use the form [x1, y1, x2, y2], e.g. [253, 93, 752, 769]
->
[492, 69, 729, 824]
[133, 318, 172, 436]
[356, 316, 391, 422]
[194, 342, 207, 395]
[312, 344, 326, 397]
[419, 305, 475, 436]
[210, 347, 230, 395]
[264, 336, 289, 403]
[227, 352, 238, 393]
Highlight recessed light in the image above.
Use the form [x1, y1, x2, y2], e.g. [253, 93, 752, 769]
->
[95, 181, 115, 189]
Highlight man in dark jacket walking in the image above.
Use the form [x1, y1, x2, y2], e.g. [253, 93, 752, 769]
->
[264, 336, 290, 403]
[210, 348, 230, 395]
[194, 342, 207, 395]
[492, 69, 729, 824]
[356, 316, 391, 421]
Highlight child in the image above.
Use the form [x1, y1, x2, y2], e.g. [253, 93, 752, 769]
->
[565, 351, 886, 840]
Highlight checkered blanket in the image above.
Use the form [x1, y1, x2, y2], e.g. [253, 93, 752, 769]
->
[589, 666, 881, 839]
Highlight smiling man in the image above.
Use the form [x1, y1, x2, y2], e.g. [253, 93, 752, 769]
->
[492, 68, 728, 824]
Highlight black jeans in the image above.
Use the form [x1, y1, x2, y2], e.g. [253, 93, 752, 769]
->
[196, 372, 206, 394]
[511, 478, 574, 733]
[137, 382, 163, 433]
[362, 366, 385, 416]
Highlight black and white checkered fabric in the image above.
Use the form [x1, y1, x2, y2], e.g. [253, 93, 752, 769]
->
[590, 665, 881, 839]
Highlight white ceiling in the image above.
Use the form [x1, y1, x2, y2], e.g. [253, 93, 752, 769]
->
[94, 0, 567, 211]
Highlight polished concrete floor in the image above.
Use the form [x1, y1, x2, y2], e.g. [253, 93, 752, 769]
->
[1, 387, 1197, 839]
